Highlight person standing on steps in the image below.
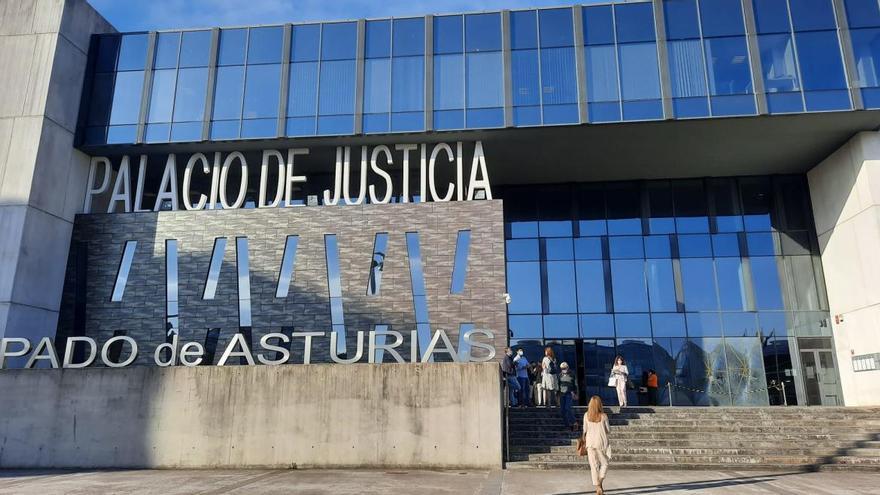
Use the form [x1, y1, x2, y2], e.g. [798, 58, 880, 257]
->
[646, 369, 659, 406]
[542, 347, 560, 407]
[502, 347, 520, 407]
[611, 355, 629, 408]
[514, 348, 531, 407]
[583, 395, 611, 495]
[531, 362, 544, 407]
[558, 362, 579, 431]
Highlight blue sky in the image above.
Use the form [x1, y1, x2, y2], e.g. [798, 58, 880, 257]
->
[87, 0, 599, 31]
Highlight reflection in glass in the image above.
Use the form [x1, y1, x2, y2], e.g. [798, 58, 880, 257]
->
[367, 233, 389, 296]
[111, 241, 137, 302]
[203, 238, 226, 300]
[165, 240, 179, 344]
[243, 64, 281, 119]
[680, 258, 718, 310]
[611, 259, 648, 312]
[173, 67, 208, 122]
[325, 234, 346, 355]
[276, 236, 299, 298]
[373, 324, 389, 363]
[109, 71, 144, 125]
[236, 237, 252, 327]
[406, 232, 433, 359]
[450, 230, 471, 294]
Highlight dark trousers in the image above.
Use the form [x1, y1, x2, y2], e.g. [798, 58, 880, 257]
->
[506, 376, 520, 406]
[560, 393, 575, 427]
[517, 376, 531, 405]
[648, 386, 658, 406]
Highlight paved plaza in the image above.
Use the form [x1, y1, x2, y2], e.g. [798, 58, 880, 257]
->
[1, 468, 878, 494]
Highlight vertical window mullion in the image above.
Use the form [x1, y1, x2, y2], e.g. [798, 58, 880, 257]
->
[535, 12, 545, 124]
[784, 0, 809, 108]
[314, 24, 323, 134]
[612, 6, 624, 116]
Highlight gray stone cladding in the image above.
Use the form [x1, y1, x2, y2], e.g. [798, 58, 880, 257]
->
[57, 200, 507, 365]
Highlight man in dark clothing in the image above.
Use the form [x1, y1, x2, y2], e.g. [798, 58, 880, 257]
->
[502, 347, 521, 407]
[558, 361, 578, 430]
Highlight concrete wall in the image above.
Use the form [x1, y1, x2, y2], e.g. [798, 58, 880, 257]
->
[0, 363, 503, 469]
[808, 131, 880, 406]
[0, 0, 113, 341]
[56, 201, 508, 364]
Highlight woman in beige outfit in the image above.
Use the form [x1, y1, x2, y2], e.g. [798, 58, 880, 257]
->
[583, 395, 611, 495]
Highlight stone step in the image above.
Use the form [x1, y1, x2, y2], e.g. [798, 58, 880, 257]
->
[507, 432, 870, 444]
[510, 425, 878, 434]
[513, 453, 834, 464]
[512, 438, 862, 449]
[505, 460, 880, 472]
[510, 446, 845, 456]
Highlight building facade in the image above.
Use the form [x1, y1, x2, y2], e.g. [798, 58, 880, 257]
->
[3, 0, 880, 408]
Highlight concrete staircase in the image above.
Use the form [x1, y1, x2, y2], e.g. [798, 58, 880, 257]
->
[507, 406, 880, 471]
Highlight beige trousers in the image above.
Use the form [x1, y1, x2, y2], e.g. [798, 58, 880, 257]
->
[587, 447, 609, 487]
[615, 380, 627, 407]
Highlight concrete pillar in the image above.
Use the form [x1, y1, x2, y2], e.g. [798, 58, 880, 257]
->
[808, 131, 880, 406]
[0, 0, 113, 343]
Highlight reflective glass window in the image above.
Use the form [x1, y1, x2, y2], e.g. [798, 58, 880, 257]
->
[291, 24, 320, 62]
[288, 62, 318, 117]
[644, 235, 673, 258]
[664, 0, 700, 40]
[722, 312, 758, 336]
[111, 241, 137, 302]
[540, 8, 574, 47]
[154, 32, 180, 69]
[247, 26, 283, 64]
[646, 259, 677, 311]
[147, 69, 175, 123]
[235, 237, 252, 327]
[243, 64, 281, 119]
[704, 37, 753, 95]
[435, 16, 464, 54]
[467, 52, 503, 107]
[367, 233, 388, 296]
[95, 35, 120, 72]
[712, 233, 741, 256]
[507, 262, 543, 313]
[845, 0, 880, 28]
[173, 67, 208, 122]
[576, 184, 607, 236]
[320, 23, 357, 61]
[686, 312, 723, 336]
[586, 45, 620, 102]
[615, 2, 656, 43]
[680, 257, 718, 310]
[611, 259, 649, 312]
[511, 10, 539, 50]
[451, 230, 471, 294]
[710, 178, 744, 232]
[647, 182, 675, 234]
[789, 0, 838, 31]
[318, 60, 355, 115]
[435, 54, 464, 110]
[392, 56, 424, 112]
[574, 237, 604, 260]
[211, 67, 244, 121]
[619, 43, 662, 101]
[540, 47, 578, 106]
[609, 236, 644, 259]
[393, 18, 424, 57]
[606, 182, 642, 234]
[117, 34, 148, 71]
[507, 239, 540, 261]
[466, 13, 501, 52]
[758, 34, 801, 97]
[545, 261, 578, 312]
[616, 313, 651, 337]
[510, 315, 543, 339]
[678, 235, 712, 257]
[365, 20, 391, 58]
[753, 0, 791, 34]
[583, 6, 615, 45]
[581, 314, 615, 337]
[219, 29, 247, 65]
[850, 29, 880, 88]
[667, 40, 708, 98]
[795, 32, 845, 90]
[750, 256, 784, 309]
[179, 31, 211, 67]
[512, 50, 541, 106]
[673, 180, 709, 233]
[716, 258, 748, 310]
[364, 58, 391, 114]
[576, 260, 608, 312]
[544, 315, 579, 338]
[109, 71, 144, 125]
[699, 0, 745, 37]
[652, 313, 686, 337]
[544, 238, 574, 260]
[276, 236, 299, 298]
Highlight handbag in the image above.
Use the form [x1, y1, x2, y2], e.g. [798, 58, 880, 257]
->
[607, 375, 617, 387]
[576, 435, 587, 456]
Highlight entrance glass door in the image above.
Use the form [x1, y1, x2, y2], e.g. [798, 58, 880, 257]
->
[799, 337, 842, 406]
[581, 339, 616, 406]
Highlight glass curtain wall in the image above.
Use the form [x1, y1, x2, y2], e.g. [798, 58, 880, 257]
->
[84, 33, 148, 144]
[843, 0, 880, 108]
[502, 176, 831, 407]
